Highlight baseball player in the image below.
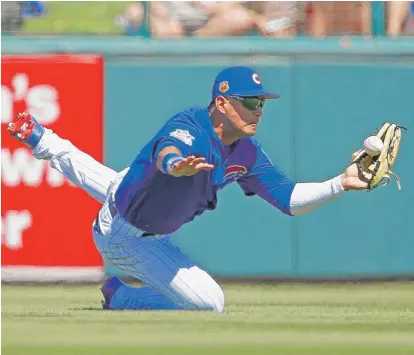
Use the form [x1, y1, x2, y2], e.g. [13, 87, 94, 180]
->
[9, 66, 369, 312]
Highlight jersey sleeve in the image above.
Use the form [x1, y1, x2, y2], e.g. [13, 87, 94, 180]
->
[237, 143, 296, 215]
[151, 114, 206, 162]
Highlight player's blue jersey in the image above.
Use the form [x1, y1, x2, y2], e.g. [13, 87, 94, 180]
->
[115, 107, 296, 235]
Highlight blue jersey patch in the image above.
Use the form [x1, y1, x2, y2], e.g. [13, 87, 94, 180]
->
[222, 165, 248, 185]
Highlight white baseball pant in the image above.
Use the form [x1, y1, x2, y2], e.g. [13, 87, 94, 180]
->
[39, 132, 225, 311]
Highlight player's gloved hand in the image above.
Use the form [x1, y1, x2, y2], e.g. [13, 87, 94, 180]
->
[344, 123, 406, 191]
[341, 163, 369, 191]
[170, 156, 214, 177]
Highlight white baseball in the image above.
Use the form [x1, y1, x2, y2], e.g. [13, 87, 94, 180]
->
[363, 136, 384, 156]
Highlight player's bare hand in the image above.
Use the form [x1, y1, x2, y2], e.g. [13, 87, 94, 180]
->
[341, 163, 369, 191]
[170, 156, 214, 177]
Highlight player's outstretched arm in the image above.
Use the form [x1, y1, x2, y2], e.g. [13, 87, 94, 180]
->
[285, 164, 376, 216]
[237, 144, 350, 216]
[289, 166, 368, 216]
[156, 146, 214, 177]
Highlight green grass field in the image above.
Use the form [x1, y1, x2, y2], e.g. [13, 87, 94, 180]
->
[2, 283, 414, 355]
[18, 2, 133, 35]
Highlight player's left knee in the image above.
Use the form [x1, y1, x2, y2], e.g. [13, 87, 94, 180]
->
[199, 283, 225, 313]
[211, 287, 225, 313]
[182, 282, 225, 312]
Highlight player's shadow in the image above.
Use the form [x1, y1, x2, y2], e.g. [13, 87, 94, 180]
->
[69, 307, 103, 311]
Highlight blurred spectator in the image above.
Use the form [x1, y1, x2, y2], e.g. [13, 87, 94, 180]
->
[245, 1, 307, 38]
[387, 1, 414, 37]
[306, 1, 371, 37]
[407, 2, 414, 34]
[11, 1, 410, 39]
[116, 2, 150, 37]
[149, 1, 256, 38]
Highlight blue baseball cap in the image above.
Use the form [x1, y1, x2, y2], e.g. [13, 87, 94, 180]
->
[212, 66, 279, 100]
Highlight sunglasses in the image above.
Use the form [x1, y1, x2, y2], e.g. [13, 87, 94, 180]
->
[229, 96, 266, 111]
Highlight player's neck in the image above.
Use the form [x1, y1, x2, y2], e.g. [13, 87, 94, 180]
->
[214, 126, 239, 145]
[210, 114, 239, 146]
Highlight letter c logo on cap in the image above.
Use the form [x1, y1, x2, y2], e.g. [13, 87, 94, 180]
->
[252, 73, 261, 84]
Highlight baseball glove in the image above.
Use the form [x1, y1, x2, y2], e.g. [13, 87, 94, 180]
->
[351, 123, 407, 191]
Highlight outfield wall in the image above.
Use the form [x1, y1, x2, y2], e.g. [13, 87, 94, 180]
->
[2, 37, 414, 280]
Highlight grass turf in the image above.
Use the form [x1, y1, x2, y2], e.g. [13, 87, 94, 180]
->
[18, 2, 133, 35]
[2, 282, 414, 355]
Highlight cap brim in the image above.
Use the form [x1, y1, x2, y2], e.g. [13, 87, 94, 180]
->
[230, 91, 280, 99]
[261, 92, 280, 99]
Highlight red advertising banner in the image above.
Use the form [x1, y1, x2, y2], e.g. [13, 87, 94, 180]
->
[1, 55, 104, 281]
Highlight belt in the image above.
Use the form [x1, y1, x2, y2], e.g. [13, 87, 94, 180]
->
[142, 232, 156, 237]
[94, 211, 155, 238]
